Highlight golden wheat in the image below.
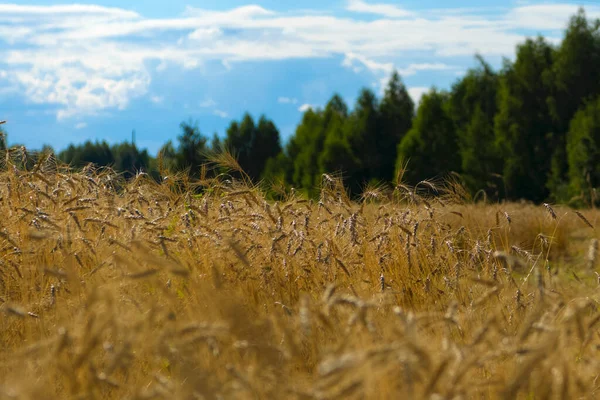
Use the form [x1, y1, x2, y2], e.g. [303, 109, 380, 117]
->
[0, 161, 599, 399]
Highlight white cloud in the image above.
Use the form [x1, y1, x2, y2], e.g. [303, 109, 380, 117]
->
[345, 56, 455, 92]
[278, 96, 298, 104]
[346, 0, 413, 18]
[0, 2, 595, 119]
[0, 4, 139, 18]
[199, 98, 217, 107]
[343, 53, 404, 92]
[188, 27, 222, 41]
[342, 53, 394, 75]
[183, 59, 200, 69]
[408, 87, 429, 106]
[75, 122, 87, 129]
[150, 95, 164, 104]
[397, 63, 454, 77]
[213, 109, 228, 118]
[156, 61, 168, 72]
[222, 59, 232, 70]
[184, 5, 275, 19]
[508, 4, 600, 30]
[298, 104, 314, 112]
[7, 63, 150, 120]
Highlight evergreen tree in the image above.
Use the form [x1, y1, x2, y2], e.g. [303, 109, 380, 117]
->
[494, 37, 556, 202]
[112, 142, 150, 178]
[566, 95, 600, 205]
[224, 113, 282, 182]
[176, 121, 208, 179]
[551, 9, 600, 130]
[318, 95, 361, 193]
[449, 55, 501, 196]
[344, 88, 379, 190]
[0, 127, 6, 152]
[287, 99, 337, 196]
[255, 116, 282, 180]
[262, 152, 292, 186]
[210, 133, 222, 152]
[58, 140, 114, 168]
[547, 8, 600, 198]
[290, 110, 326, 195]
[378, 71, 414, 182]
[396, 89, 459, 184]
[224, 115, 254, 178]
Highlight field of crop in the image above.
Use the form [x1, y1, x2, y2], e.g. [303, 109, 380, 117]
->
[1, 158, 600, 399]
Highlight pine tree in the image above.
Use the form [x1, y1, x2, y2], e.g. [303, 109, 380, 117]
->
[547, 8, 600, 198]
[396, 89, 459, 184]
[345, 88, 379, 189]
[318, 95, 361, 193]
[224, 113, 282, 182]
[112, 142, 150, 178]
[58, 140, 114, 168]
[566, 95, 600, 205]
[494, 37, 556, 202]
[288, 96, 349, 197]
[449, 55, 501, 196]
[378, 71, 414, 182]
[287, 108, 326, 196]
[255, 116, 282, 179]
[176, 121, 208, 179]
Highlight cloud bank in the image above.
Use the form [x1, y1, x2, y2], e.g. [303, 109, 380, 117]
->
[0, 1, 597, 119]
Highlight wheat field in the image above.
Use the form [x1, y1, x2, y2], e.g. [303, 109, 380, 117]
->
[1, 157, 600, 399]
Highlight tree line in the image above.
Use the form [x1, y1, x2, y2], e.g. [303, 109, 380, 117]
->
[4, 8, 600, 205]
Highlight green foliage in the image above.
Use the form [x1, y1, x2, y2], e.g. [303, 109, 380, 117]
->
[345, 88, 379, 191]
[494, 37, 556, 202]
[547, 8, 600, 197]
[449, 55, 502, 196]
[154, 120, 213, 181]
[112, 142, 150, 178]
[58, 139, 149, 178]
[224, 113, 282, 182]
[59, 140, 115, 168]
[566, 95, 600, 205]
[255, 116, 283, 178]
[261, 152, 292, 187]
[210, 133, 222, 152]
[278, 80, 412, 198]
[396, 89, 460, 184]
[175, 121, 208, 179]
[378, 71, 414, 182]
[319, 94, 362, 194]
[319, 131, 360, 194]
[551, 8, 600, 129]
[0, 127, 6, 152]
[287, 106, 329, 196]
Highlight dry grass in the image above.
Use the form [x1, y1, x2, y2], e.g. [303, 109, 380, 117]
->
[1, 158, 600, 399]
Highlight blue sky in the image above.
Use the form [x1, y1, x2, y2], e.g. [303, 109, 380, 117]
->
[0, 1, 598, 155]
